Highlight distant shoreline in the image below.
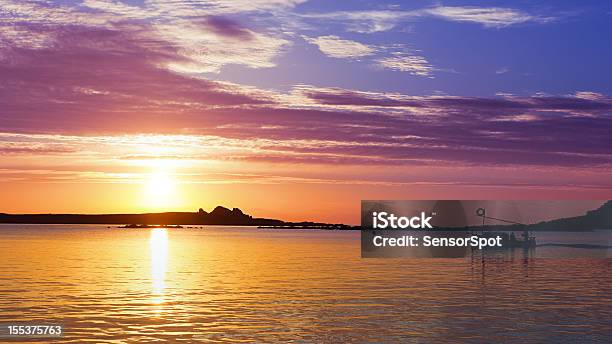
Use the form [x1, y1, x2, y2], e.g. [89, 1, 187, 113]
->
[0, 206, 280, 226]
[0, 206, 352, 229]
[1, 200, 610, 231]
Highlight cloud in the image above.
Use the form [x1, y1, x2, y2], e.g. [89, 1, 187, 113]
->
[573, 91, 605, 100]
[490, 114, 541, 122]
[298, 86, 612, 113]
[1, 12, 608, 170]
[0, 23, 275, 133]
[0, 0, 290, 73]
[202, 16, 255, 40]
[424, 6, 547, 28]
[2, 44, 610, 170]
[495, 67, 510, 74]
[81, 0, 307, 17]
[301, 36, 433, 77]
[155, 19, 290, 73]
[303, 6, 552, 33]
[375, 52, 434, 77]
[81, 0, 149, 19]
[1, 83, 610, 192]
[293, 86, 424, 108]
[0, 0, 609, 189]
[303, 35, 375, 59]
[0, 143, 76, 155]
[301, 10, 415, 33]
[146, 0, 307, 15]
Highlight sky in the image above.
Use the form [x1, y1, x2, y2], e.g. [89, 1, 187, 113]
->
[0, 0, 611, 224]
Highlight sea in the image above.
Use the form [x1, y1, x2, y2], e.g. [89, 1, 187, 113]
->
[0, 225, 610, 343]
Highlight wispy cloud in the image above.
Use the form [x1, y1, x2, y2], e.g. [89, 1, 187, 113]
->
[424, 6, 549, 28]
[301, 10, 415, 33]
[495, 67, 510, 74]
[155, 18, 290, 73]
[81, 0, 307, 17]
[302, 6, 553, 33]
[1, 1, 608, 170]
[0, 0, 608, 194]
[376, 52, 434, 77]
[0, 0, 291, 74]
[81, 0, 149, 19]
[301, 36, 434, 77]
[145, 0, 307, 15]
[1, 131, 610, 190]
[573, 91, 605, 100]
[2, 46, 610, 169]
[303, 35, 375, 59]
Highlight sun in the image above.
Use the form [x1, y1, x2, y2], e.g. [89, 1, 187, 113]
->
[142, 170, 180, 209]
[146, 172, 174, 197]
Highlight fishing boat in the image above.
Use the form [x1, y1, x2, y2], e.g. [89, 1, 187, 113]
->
[476, 208, 536, 248]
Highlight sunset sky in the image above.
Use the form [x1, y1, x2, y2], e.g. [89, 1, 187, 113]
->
[1, 0, 611, 224]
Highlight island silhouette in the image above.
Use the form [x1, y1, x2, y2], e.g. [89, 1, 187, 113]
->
[0, 205, 355, 229]
[0, 201, 609, 230]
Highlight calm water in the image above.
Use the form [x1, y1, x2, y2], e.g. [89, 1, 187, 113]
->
[0, 225, 610, 343]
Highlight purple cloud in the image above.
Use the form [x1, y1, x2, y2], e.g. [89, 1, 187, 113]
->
[0, 17, 610, 172]
[202, 16, 255, 40]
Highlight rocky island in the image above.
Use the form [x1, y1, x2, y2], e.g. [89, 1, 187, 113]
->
[0, 205, 356, 229]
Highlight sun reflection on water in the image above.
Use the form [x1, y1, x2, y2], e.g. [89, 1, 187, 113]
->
[150, 228, 168, 303]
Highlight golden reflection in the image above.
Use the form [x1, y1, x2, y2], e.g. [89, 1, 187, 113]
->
[150, 228, 168, 299]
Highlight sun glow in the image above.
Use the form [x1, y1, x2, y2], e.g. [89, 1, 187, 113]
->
[141, 167, 183, 210]
[146, 172, 174, 197]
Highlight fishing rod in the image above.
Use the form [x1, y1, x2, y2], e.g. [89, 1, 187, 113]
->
[475, 208, 525, 226]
